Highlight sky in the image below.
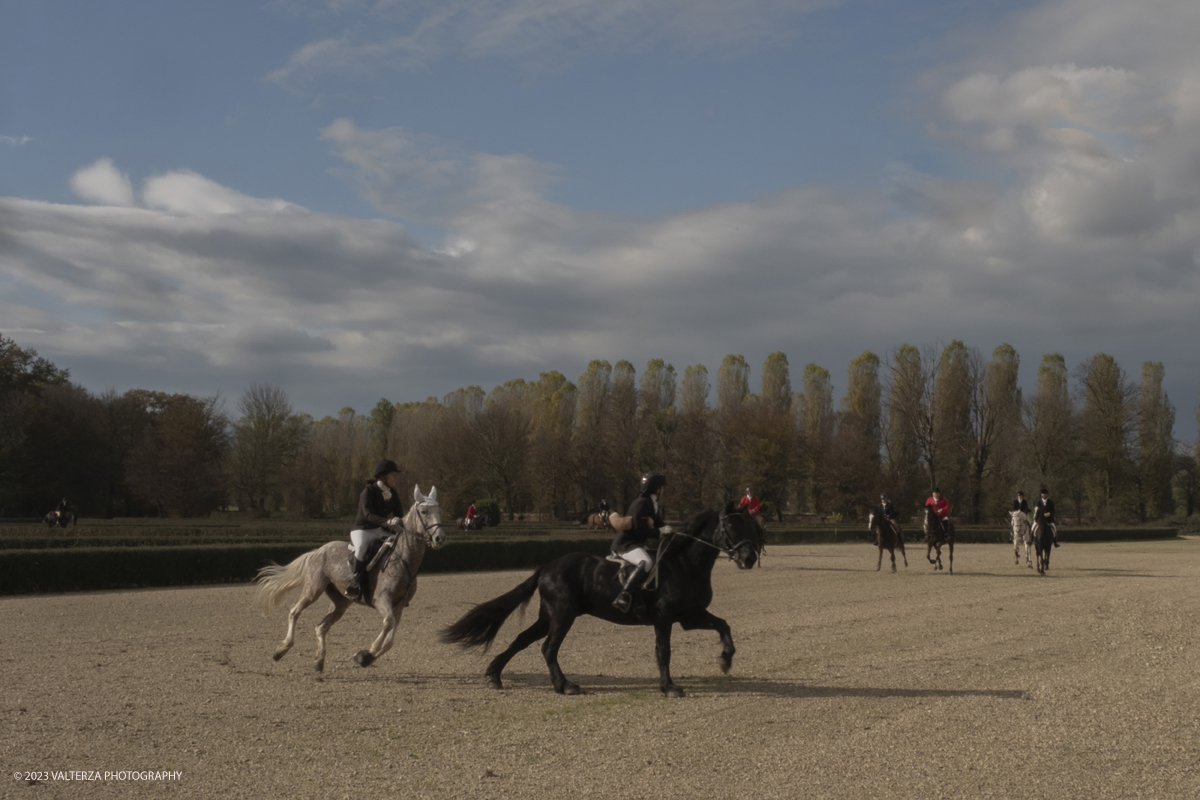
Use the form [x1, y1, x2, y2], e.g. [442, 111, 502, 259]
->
[2, 0, 1198, 440]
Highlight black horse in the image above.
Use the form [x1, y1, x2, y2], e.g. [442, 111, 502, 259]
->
[869, 512, 907, 573]
[1032, 521, 1053, 575]
[440, 504, 761, 698]
[922, 506, 954, 573]
[44, 510, 76, 528]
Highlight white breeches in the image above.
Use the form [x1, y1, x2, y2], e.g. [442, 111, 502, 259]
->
[618, 547, 653, 571]
[350, 528, 386, 560]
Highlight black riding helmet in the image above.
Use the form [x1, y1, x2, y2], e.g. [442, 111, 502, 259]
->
[374, 459, 400, 479]
[639, 471, 667, 497]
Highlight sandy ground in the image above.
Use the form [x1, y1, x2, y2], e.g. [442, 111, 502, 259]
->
[2, 539, 1199, 799]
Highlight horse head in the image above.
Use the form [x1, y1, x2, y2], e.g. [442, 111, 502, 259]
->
[716, 502, 760, 569]
[409, 484, 448, 549]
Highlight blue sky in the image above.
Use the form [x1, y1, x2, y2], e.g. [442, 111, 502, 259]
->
[2, 0, 1198, 441]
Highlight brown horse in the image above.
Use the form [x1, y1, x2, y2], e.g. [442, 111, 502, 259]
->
[585, 512, 613, 531]
[922, 506, 955, 573]
[868, 512, 907, 572]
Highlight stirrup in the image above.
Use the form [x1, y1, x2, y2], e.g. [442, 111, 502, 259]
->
[612, 592, 632, 613]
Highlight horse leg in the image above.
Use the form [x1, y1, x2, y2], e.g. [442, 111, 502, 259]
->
[273, 580, 326, 663]
[354, 601, 400, 668]
[679, 609, 735, 674]
[485, 610, 551, 691]
[313, 594, 352, 673]
[890, 547, 897, 573]
[653, 621, 684, 698]
[898, 539, 908, 568]
[948, 538, 954, 574]
[541, 611, 581, 695]
[876, 545, 883, 571]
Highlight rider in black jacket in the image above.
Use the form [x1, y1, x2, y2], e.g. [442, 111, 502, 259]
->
[1034, 488, 1059, 547]
[346, 459, 405, 598]
[1012, 491, 1030, 514]
[873, 493, 898, 542]
[610, 472, 670, 613]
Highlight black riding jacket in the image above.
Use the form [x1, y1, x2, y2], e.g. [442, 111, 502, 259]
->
[1034, 498, 1055, 524]
[876, 501, 895, 521]
[611, 494, 664, 554]
[1012, 498, 1030, 513]
[355, 481, 404, 530]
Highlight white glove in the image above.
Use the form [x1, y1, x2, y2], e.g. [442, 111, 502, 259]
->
[387, 516, 402, 530]
[658, 525, 675, 536]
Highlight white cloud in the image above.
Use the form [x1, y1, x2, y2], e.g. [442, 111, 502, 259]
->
[266, 0, 839, 86]
[70, 158, 137, 207]
[1, 135, 34, 146]
[142, 170, 300, 215]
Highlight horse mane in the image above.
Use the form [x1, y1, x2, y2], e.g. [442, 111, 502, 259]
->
[683, 508, 719, 535]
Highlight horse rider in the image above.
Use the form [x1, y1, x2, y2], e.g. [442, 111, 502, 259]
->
[874, 493, 898, 541]
[346, 459, 405, 598]
[739, 487, 761, 517]
[1012, 491, 1030, 515]
[1035, 488, 1060, 547]
[924, 488, 950, 537]
[465, 501, 478, 529]
[609, 472, 671, 613]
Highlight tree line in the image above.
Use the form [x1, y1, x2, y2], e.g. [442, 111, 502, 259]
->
[2, 333, 1197, 524]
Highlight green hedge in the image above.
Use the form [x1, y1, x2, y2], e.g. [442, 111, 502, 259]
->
[0, 538, 614, 594]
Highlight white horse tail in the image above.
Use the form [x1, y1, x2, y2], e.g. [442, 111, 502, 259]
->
[255, 551, 317, 615]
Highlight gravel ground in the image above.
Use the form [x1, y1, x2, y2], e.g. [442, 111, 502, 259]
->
[2, 539, 1198, 799]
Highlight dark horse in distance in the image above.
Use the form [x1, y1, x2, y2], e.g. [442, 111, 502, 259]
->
[440, 504, 762, 698]
[922, 506, 955, 574]
[1031, 520, 1053, 575]
[868, 512, 907, 572]
[44, 510, 76, 528]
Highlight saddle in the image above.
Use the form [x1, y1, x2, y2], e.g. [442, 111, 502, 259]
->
[605, 554, 658, 591]
[347, 535, 396, 572]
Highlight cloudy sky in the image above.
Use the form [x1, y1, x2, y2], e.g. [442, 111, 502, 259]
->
[2, 0, 1198, 437]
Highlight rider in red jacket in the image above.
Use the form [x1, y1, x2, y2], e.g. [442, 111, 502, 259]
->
[739, 488, 761, 517]
[924, 488, 950, 534]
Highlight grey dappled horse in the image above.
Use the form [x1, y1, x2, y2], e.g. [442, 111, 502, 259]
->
[1010, 510, 1034, 568]
[255, 485, 447, 672]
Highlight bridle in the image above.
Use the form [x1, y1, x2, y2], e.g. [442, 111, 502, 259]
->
[370, 503, 448, 581]
[406, 503, 447, 546]
[663, 512, 754, 563]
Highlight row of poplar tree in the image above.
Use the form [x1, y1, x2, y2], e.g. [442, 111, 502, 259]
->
[2, 333, 1197, 523]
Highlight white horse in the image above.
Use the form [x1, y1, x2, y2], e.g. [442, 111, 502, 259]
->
[255, 485, 448, 672]
[1010, 510, 1034, 567]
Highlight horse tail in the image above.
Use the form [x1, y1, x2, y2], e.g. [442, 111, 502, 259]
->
[439, 568, 542, 651]
[254, 551, 317, 615]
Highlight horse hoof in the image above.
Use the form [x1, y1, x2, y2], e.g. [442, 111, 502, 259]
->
[315, 661, 324, 672]
[271, 652, 284, 662]
[486, 676, 503, 690]
[353, 650, 375, 667]
[664, 686, 685, 699]
[562, 683, 582, 695]
[719, 656, 732, 674]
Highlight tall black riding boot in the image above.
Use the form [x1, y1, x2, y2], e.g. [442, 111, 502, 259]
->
[346, 555, 368, 598]
[612, 565, 648, 613]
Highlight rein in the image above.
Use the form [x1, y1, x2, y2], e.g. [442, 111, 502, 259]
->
[662, 514, 752, 560]
[368, 505, 446, 576]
